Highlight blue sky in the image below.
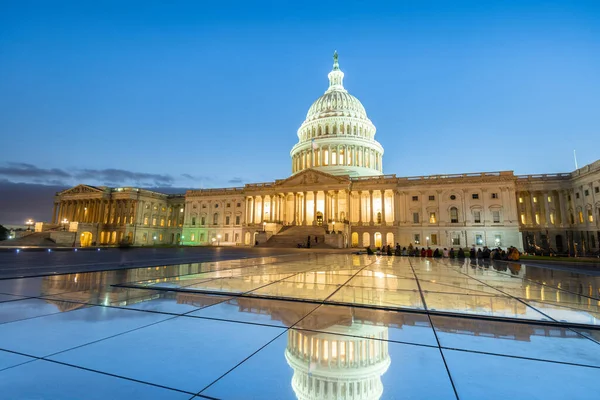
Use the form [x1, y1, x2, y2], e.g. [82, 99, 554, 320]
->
[1, 0, 599, 193]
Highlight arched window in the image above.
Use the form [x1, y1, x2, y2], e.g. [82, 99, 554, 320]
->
[450, 207, 459, 223]
[213, 213, 219, 225]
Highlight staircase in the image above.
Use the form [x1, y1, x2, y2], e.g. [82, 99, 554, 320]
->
[259, 225, 332, 248]
[0, 232, 57, 247]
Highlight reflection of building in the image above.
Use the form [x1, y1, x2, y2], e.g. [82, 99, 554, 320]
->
[286, 326, 390, 400]
[42, 53, 600, 251]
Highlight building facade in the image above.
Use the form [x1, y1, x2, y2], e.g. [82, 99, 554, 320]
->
[47, 53, 600, 253]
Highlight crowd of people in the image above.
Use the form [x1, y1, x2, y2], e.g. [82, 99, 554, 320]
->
[364, 243, 521, 261]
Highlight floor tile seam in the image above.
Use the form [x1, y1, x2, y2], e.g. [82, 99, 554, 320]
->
[0, 304, 96, 327]
[179, 313, 289, 330]
[40, 313, 181, 359]
[195, 328, 290, 396]
[291, 327, 439, 349]
[520, 297, 600, 314]
[436, 259, 559, 322]
[35, 357, 199, 396]
[439, 345, 600, 369]
[407, 258, 460, 400]
[460, 259, 600, 302]
[416, 279, 513, 297]
[320, 260, 380, 303]
[119, 253, 311, 286]
[196, 292, 335, 396]
[0, 252, 303, 281]
[439, 262, 600, 347]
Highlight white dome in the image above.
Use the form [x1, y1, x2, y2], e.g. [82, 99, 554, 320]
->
[291, 52, 384, 177]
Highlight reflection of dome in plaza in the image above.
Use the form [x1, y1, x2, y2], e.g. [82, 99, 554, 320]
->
[291, 52, 384, 177]
[286, 325, 390, 400]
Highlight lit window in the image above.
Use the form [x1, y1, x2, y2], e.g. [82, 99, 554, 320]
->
[144, 217, 148, 225]
[473, 211, 481, 223]
[535, 213, 540, 224]
[225, 233, 229, 241]
[494, 234, 502, 246]
[452, 234, 460, 246]
[412, 212, 419, 223]
[588, 210, 594, 222]
[180, 208, 184, 212]
[430, 234, 438, 245]
[579, 211, 584, 223]
[152, 218, 157, 226]
[168, 220, 171, 227]
[414, 234, 420, 244]
[162, 207, 166, 211]
[492, 211, 500, 223]
[191, 233, 195, 241]
[519, 197, 523, 203]
[142, 233, 147, 242]
[547, 196, 552, 203]
[520, 214, 526, 224]
[533, 196, 537, 203]
[159, 234, 163, 241]
[429, 212, 436, 223]
[476, 234, 483, 245]
[428, 195, 435, 201]
[160, 218, 165, 227]
[550, 213, 555, 224]
[472, 193, 479, 200]
[116, 217, 120, 224]
[450, 207, 458, 223]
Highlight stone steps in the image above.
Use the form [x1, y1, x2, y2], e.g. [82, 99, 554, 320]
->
[259, 226, 332, 248]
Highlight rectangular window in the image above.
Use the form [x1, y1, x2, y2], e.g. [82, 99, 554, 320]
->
[473, 211, 481, 224]
[414, 234, 420, 244]
[191, 233, 195, 241]
[491, 193, 498, 199]
[535, 213, 540, 224]
[413, 212, 419, 223]
[452, 234, 460, 246]
[521, 214, 526, 225]
[585, 190, 589, 196]
[492, 211, 500, 223]
[429, 212, 436, 224]
[200, 233, 205, 242]
[579, 211, 584, 223]
[450, 208, 458, 223]
[570, 214, 575, 224]
[201, 217, 206, 225]
[472, 193, 479, 199]
[550, 213, 555, 224]
[533, 196, 538, 203]
[235, 216, 240, 225]
[160, 218, 165, 227]
[476, 234, 483, 245]
[116, 216, 120, 224]
[225, 233, 229, 241]
[568, 195, 572, 201]
[159, 234, 163, 241]
[227, 203, 231, 207]
[494, 234, 502, 246]
[428, 195, 435, 201]
[237, 202, 241, 207]
[142, 233, 147, 242]
[152, 218, 157, 226]
[168, 219, 171, 227]
[225, 216, 230, 225]
[547, 196, 552, 203]
[430, 234, 438, 245]
[588, 209, 594, 222]
[595, 187, 599, 194]
[234, 233, 239, 242]
[144, 217, 148, 225]
[576, 193, 580, 199]
[412, 196, 419, 202]
[519, 197, 523, 203]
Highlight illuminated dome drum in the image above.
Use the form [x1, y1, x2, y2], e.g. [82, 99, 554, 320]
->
[291, 52, 384, 177]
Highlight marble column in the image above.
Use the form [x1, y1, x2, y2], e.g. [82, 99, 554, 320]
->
[358, 191, 363, 224]
[381, 190, 386, 224]
[293, 193, 297, 225]
[303, 191, 307, 226]
[335, 190, 339, 221]
[369, 190, 374, 225]
[259, 195, 265, 223]
[312, 191, 318, 226]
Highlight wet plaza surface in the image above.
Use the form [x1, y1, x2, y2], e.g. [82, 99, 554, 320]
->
[0, 253, 599, 399]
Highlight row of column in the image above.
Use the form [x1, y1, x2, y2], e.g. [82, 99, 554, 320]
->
[292, 145, 382, 173]
[53, 199, 137, 225]
[354, 190, 393, 225]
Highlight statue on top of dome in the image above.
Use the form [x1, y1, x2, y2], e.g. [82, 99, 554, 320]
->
[333, 50, 339, 70]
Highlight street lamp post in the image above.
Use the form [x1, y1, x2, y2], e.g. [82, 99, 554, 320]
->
[25, 219, 34, 231]
[426, 236, 430, 247]
[217, 234, 222, 246]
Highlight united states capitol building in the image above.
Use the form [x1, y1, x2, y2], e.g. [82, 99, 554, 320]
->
[46, 53, 600, 254]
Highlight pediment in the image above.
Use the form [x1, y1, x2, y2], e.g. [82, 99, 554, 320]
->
[59, 184, 105, 196]
[274, 169, 350, 188]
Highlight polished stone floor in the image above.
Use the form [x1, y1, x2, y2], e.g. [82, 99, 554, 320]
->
[0, 253, 599, 399]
